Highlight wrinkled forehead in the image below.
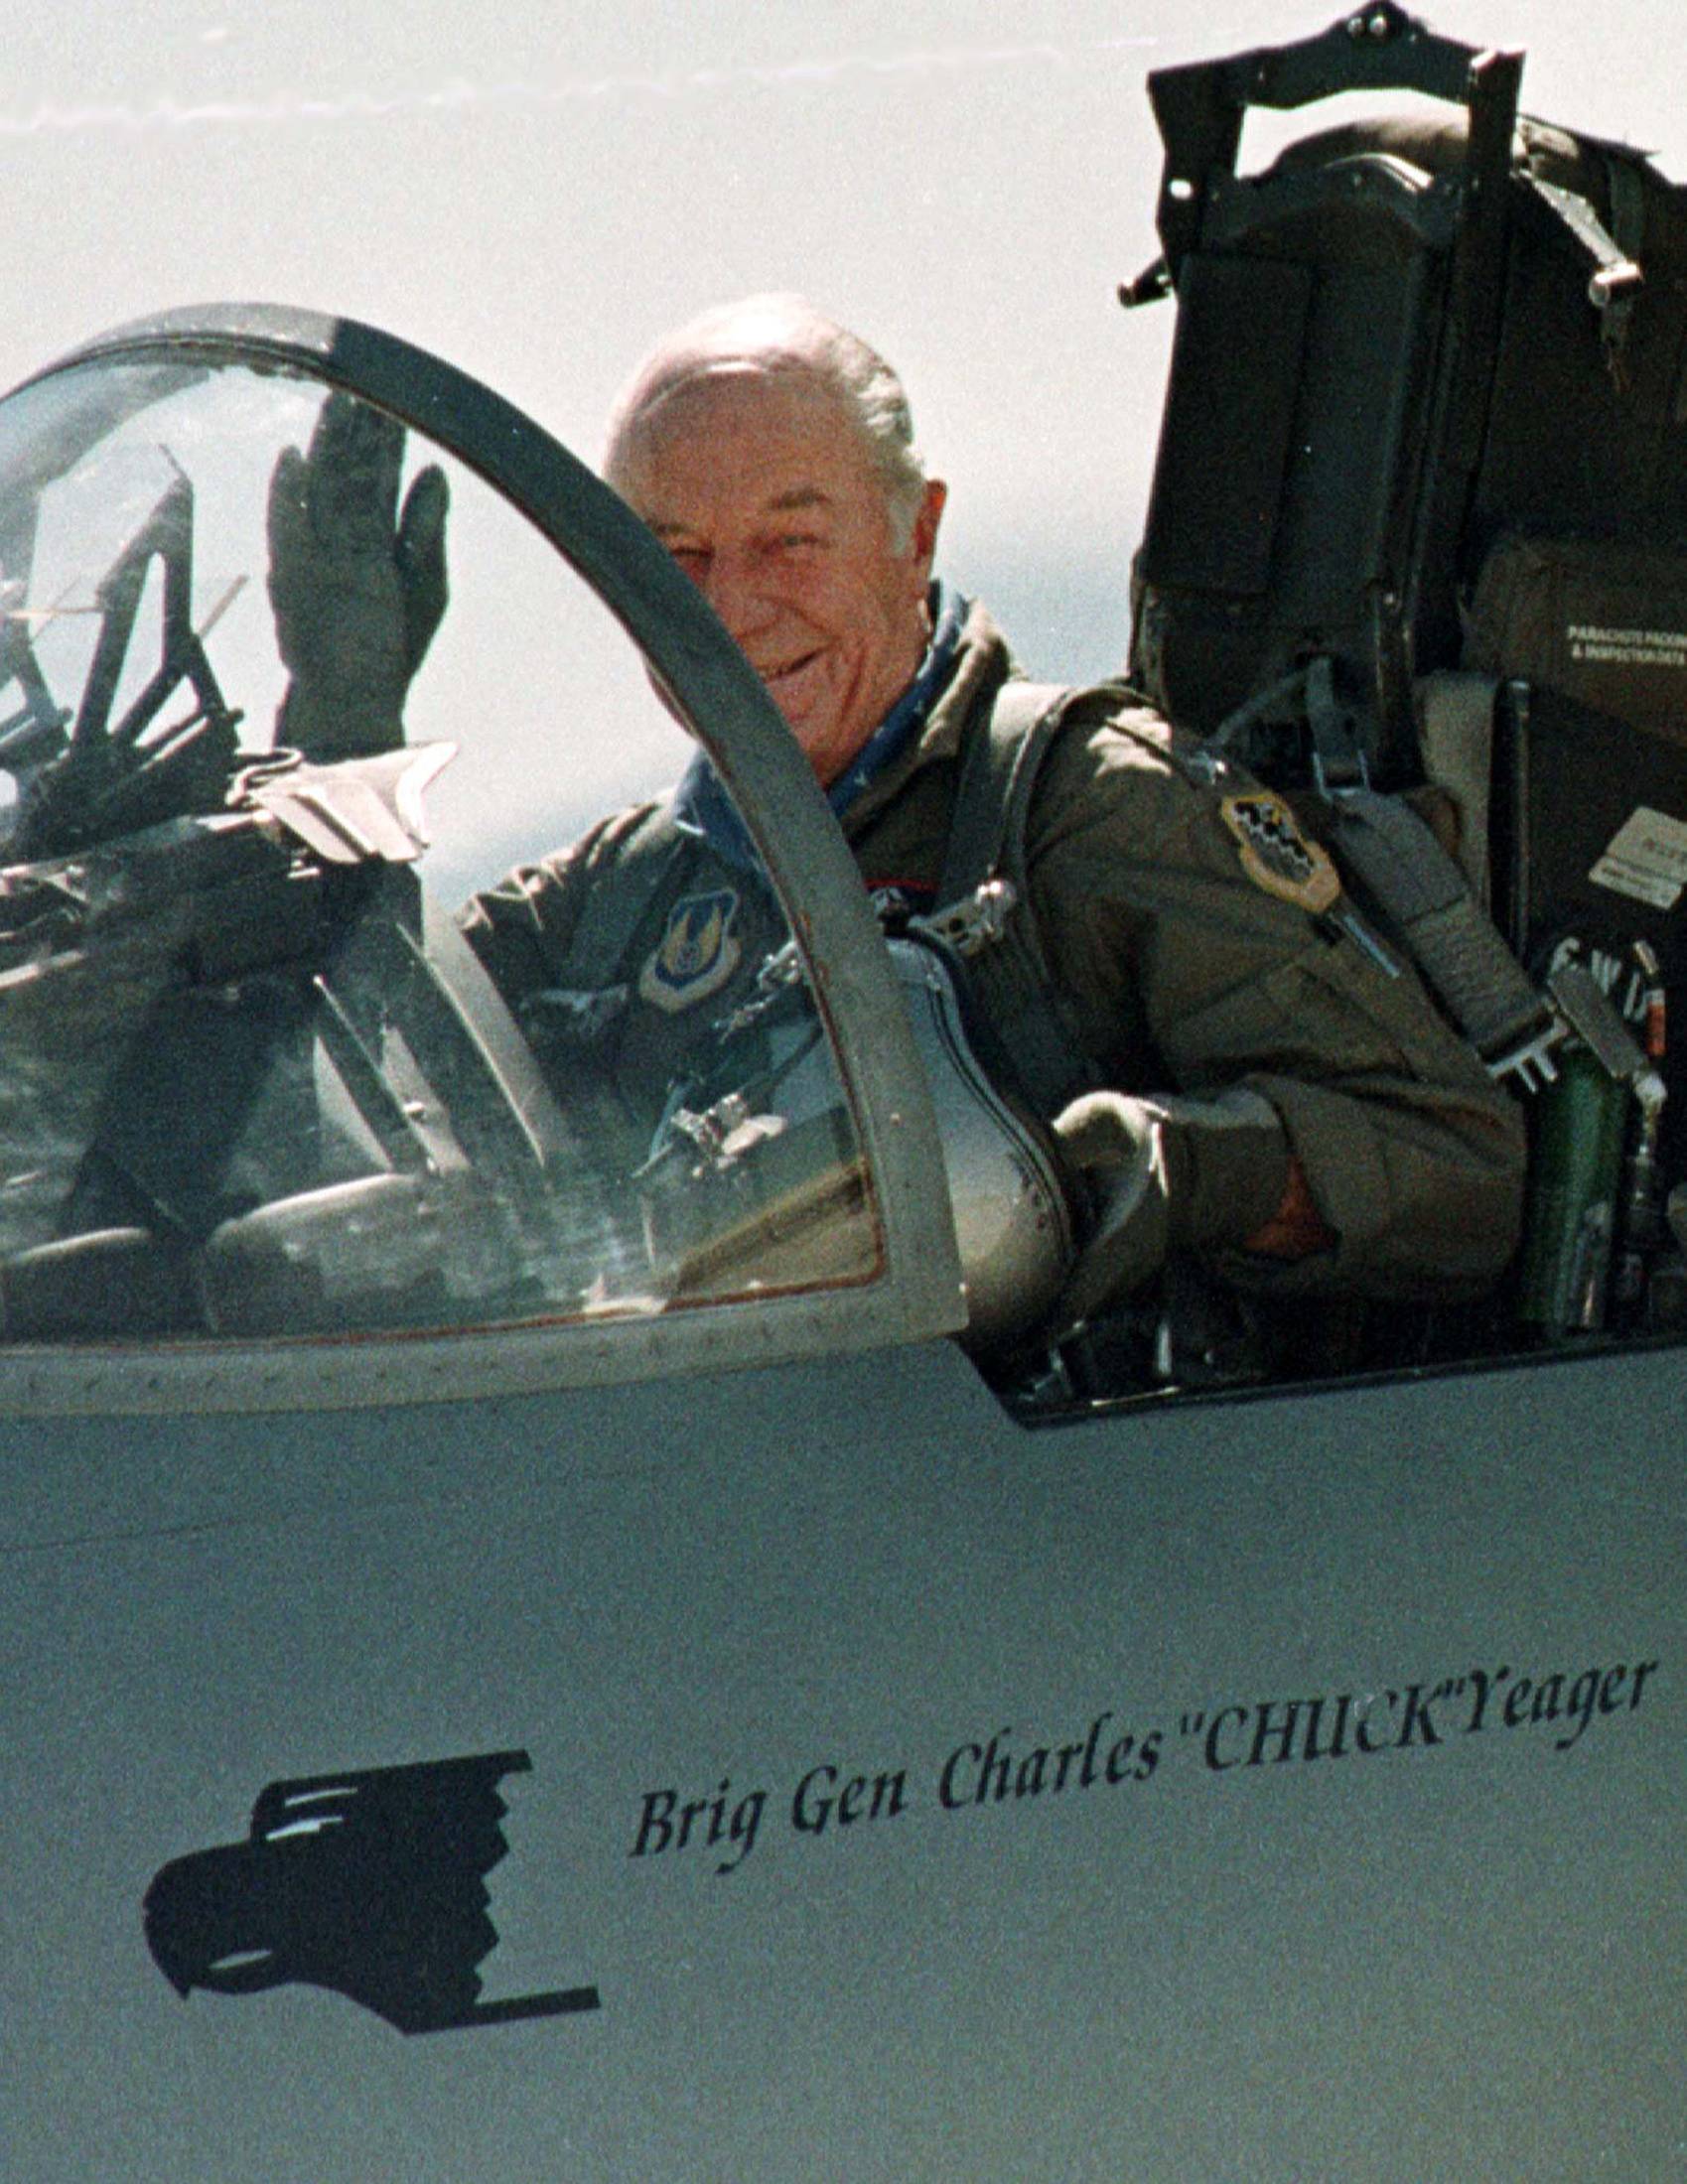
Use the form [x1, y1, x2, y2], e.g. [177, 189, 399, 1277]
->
[607, 359, 881, 512]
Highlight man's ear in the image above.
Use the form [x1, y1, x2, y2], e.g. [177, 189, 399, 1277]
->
[909, 478, 947, 583]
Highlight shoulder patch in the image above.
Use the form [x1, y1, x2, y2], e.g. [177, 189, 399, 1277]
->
[638, 888, 743, 1013]
[1219, 791, 1341, 913]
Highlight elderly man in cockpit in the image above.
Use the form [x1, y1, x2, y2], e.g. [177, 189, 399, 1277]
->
[453, 293, 1524, 1339]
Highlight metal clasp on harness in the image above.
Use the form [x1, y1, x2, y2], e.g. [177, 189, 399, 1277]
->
[715, 938, 803, 1038]
[913, 877, 1019, 960]
[1488, 1019, 1564, 1095]
[1490, 958, 1656, 1095]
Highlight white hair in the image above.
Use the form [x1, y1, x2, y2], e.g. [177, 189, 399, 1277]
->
[604, 293, 930, 548]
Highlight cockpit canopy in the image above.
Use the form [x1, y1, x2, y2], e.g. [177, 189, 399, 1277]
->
[0, 310, 971, 1393]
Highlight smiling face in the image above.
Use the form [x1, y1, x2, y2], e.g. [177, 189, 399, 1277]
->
[607, 362, 945, 786]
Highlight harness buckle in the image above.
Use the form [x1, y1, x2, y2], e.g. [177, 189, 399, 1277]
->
[914, 876, 1019, 959]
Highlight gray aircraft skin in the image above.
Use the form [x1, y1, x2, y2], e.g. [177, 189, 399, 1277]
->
[0, 240, 1682, 2184]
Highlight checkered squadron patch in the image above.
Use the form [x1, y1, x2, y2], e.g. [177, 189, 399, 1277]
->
[638, 888, 743, 1012]
[1219, 792, 1341, 913]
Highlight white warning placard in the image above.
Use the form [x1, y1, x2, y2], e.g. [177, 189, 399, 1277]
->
[1568, 623, 1687, 671]
[1590, 805, 1687, 910]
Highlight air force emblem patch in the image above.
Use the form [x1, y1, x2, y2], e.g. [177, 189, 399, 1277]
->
[1219, 792, 1341, 913]
[639, 889, 743, 1013]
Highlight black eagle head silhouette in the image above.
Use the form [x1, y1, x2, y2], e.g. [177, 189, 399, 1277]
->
[143, 1749, 599, 2034]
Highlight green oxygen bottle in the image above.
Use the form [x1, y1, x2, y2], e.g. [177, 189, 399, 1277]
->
[1516, 1036, 1631, 1335]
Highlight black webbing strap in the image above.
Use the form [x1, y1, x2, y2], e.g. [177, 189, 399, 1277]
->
[927, 679, 1106, 1114]
[935, 678, 1068, 908]
[1215, 656, 1558, 1084]
[1323, 782, 1556, 1077]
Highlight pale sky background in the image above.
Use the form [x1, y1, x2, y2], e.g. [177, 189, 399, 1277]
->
[3, 0, 1682, 871]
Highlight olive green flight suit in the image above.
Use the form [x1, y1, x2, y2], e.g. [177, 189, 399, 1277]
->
[459, 602, 1525, 1305]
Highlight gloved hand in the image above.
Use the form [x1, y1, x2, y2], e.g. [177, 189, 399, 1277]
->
[266, 391, 450, 760]
[1050, 1084, 1292, 1330]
